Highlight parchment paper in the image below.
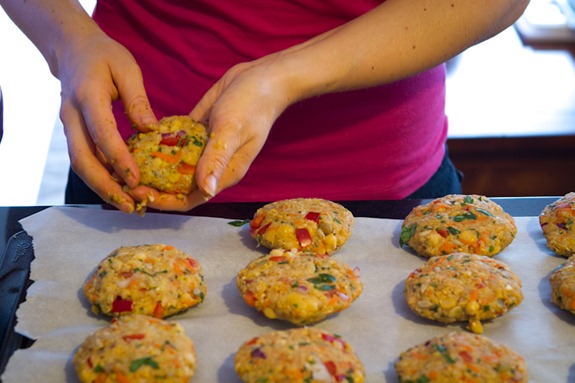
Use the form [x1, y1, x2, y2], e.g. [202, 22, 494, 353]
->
[2, 206, 573, 382]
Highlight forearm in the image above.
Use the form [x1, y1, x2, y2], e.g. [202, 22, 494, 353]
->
[278, 0, 529, 101]
[0, 0, 101, 78]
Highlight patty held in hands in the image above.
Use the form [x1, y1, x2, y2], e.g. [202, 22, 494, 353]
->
[127, 115, 207, 195]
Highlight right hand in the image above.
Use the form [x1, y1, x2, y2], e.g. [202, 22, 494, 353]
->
[56, 33, 157, 213]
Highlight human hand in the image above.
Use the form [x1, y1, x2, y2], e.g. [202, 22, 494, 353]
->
[57, 34, 157, 213]
[129, 55, 296, 211]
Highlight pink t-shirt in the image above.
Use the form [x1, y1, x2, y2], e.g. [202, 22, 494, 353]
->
[93, 0, 447, 201]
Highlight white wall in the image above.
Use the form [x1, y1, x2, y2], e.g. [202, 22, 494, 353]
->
[0, 0, 95, 206]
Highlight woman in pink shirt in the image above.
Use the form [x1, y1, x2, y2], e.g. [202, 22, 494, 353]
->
[1, 0, 528, 213]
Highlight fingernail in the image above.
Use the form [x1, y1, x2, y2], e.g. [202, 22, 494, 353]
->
[121, 202, 134, 214]
[140, 114, 157, 129]
[124, 168, 139, 188]
[204, 175, 217, 197]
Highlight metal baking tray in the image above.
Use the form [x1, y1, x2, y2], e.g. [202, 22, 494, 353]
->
[0, 231, 35, 377]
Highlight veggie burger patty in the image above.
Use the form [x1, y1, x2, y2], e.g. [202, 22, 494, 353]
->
[404, 252, 523, 334]
[83, 244, 206, 318]
[236, 248, 363, 325]
[250, 198, 354, 255]
[400, 194, 517, 258]
[395, 331, 528, 383]
[235, 327, 365, 383]
[74, 314, 197, 383]
[127, 115, 207, 195]
[539, 192, 575, 257]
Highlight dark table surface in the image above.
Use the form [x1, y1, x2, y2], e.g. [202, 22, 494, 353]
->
[0, 197, 560, 376]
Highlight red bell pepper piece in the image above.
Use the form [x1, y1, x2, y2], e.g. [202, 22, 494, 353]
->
[112, 297, 133, 313]
[160, 135, 180, 146]
[122, 333, 146, 342]
[304, 211, 320, 223]
[459, 350, 473, 363]
[160, 130, 189, 147]
[256, 222, 272, 236]
[324, 360, 338, 376]
[296, 228, 313, 248]
[187, 258, 198, 269]
[321, 332, 345, 347]
[436, 228, 449, 238]
[245, 337, 259, 346]
[177, 163, 196, 175]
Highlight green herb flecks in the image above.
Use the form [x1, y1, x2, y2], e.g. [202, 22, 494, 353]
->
[452, 212, 477, 222]
[400, 224, 417, 246]
[462, 195, 474, 205]
[192, 136, 204, 147]
[431, 343, 456, 364]
[447, 226, 460, 235]
[93, 365, 105, 374]
[130, 356, 159, 372]
[476, 208, 494, 217]
[307, 273, 336, 291]
[228, 219, 250, 227]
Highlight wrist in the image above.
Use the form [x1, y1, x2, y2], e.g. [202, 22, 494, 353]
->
[269, 42, 349, 106]
[48, 11, 103, 79]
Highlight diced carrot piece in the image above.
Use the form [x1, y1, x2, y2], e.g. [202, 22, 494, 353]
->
[151, 150, 182, 164]
[115, 369, 130, 383]
[153, 302, 164, 318]
[173, 261, 183, 275]
[469, 289, 479, 301]
[177, 162, 196, 175]
[257, 222, 272, 235]
[439, 241, 458, 254]
[243, 291, 257, 307]
[250, 214, 265, 230]
[122, 333, 146, 341]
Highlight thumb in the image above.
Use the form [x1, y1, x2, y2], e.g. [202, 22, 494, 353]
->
[195, 132, 232, 198]
[195, 121, 264, 199]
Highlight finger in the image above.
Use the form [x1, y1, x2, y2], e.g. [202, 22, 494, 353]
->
[61, 101, 137, 213]
[129, 185, 211, 212]
[78, 85, 141, 189]
[115, 64, 158, 132]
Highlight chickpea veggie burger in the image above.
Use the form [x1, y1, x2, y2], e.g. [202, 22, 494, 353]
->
[400, 194, 517, 258]
[127, 115, 207, 195]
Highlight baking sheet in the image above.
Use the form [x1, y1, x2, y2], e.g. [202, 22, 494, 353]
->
[1, 206, 573, 382]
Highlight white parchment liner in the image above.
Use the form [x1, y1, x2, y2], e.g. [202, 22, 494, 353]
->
[2, 206, 573, 382]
